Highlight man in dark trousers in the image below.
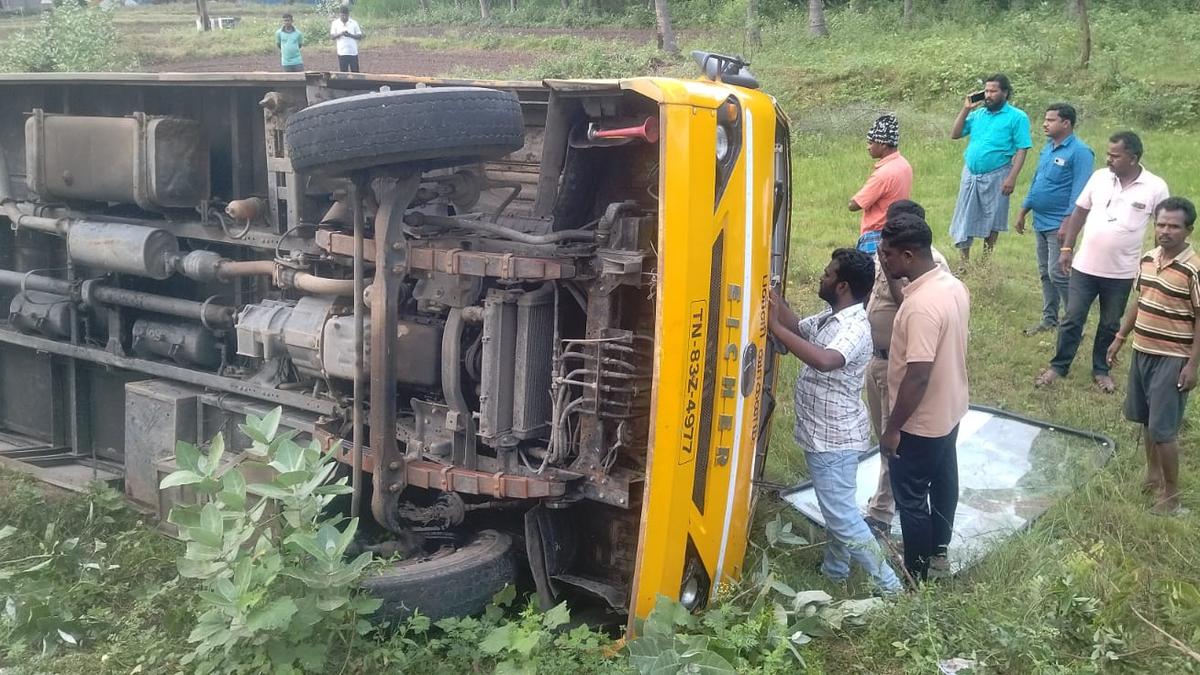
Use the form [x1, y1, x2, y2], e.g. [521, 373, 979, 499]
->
[877, 213, 970, 581]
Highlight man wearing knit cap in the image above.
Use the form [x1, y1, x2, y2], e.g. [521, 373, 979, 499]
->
[851, 114, 914, 254]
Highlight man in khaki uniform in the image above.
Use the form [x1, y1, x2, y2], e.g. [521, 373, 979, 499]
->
[863, 201, 950, 537]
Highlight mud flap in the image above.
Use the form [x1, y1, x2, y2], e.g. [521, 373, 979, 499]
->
[524, 503, 578, 610]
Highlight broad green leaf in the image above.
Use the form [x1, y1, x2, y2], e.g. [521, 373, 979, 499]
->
[770, 578, 797, 597]
[213, 577, 237, 602]
[350, 595, 382, 615]
[176, 440, 202, 474]
[792, 590, 833, 610]
[260, 407, 283, 441]
[176, 556, 224, 579]
[159, 470, 205, 490]
[316, 596, 347, 611]
[492, 584, 517, 608]
[269, 440, 304, 474]
[480, 623, 515, 654]
[186, 524, 222, 549]
[239, 422, 269, 447]
[336, 518, 359, 556]
[280, 568, 327, 587]
[274, 470, 310, 487]
[246, 597, 298, 632]
[645, 649, 683, 675]
[207, 433, 226, 471]
[247, 483, 291, 500]
[679, 649, 737, 674]
[284, 532, 326, 561]
[199, 502, 223, 539]
[511, 629, 540, 656]
[168, 504, 202, 529]
[678, 634, 711, 657]
[314, 523, 341, 559]
[791, 613, 832, 638]
[542, 601, 571, 630]
[0, 525, 17, 540]
[197, 590, 234, 609]
[187, 617, 228, 643]
[625, 634, 673, 670]
[312, 484, 355, 496]
[765, 515, 782, 547]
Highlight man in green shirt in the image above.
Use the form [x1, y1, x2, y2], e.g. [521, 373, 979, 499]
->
[276, 14, 304, 73]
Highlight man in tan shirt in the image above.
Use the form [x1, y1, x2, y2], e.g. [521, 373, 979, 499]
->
[863, 201, 950, 538]
[877, 213, 970, 582]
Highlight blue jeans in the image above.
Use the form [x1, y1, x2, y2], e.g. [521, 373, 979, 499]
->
[1035, 229, 1069, 325]
[806, 450, 901, 592]
[1049, 269, 1133, 377]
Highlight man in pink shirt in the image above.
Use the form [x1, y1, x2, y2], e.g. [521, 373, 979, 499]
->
[850, 114, 913, 254]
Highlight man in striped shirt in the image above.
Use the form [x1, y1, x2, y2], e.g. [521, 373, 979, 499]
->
[1106, 197, 1199, 515]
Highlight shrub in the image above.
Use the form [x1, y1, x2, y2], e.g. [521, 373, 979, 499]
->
[0, 3, 137, 73]
[160, 408, 380, 674]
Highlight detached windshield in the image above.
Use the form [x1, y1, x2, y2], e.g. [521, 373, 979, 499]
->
[784, 407, 1114, 573]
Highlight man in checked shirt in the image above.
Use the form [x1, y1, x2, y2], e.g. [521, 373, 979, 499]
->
[769, 248, 902, 594]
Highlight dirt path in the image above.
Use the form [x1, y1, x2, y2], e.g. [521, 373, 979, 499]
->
[148, 44, 540, 77]
[145, 26, 659, 77]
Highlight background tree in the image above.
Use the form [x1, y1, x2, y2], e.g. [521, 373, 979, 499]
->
[195, 0, 210, 32]
[809, 0, 828, 36]
[747, 0, 762, 48]
[851, 0, 866, 12]
[479, 0, 490, 19]
[1077, 0, 1091, 67]
[903, 0, 915, 26]
[654, 0, 679, 55]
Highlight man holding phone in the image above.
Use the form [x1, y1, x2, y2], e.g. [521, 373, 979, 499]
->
[949, 73, 1033, 274]
[330, 6, 364, 73]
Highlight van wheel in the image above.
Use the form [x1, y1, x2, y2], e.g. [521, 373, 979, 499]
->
[361, 529, 517, 622]
[285, 87, 525, 176]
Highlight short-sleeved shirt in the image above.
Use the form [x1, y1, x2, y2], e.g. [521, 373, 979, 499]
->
[961, 103, 1033, 175]
[1072, 166, 1170, 279]
[1131, 245, 1200, 358]
[276, 28, 304, 67]
[852, 152, 914, 234]
[793, 303, 873, 453]
[330, 18, 362, 56]
[1021, 134, 1094, 232]
[888, 267, 970, 438]
[866, 247, 950, 351]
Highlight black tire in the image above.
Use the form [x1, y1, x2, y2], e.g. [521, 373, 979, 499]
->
[285, 87, 525, 175]
[361, 529, 517, 622]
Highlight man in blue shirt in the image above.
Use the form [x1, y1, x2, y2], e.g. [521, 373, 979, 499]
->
[948, 73, 1033, 273]
[1014, 103, 1094, 335]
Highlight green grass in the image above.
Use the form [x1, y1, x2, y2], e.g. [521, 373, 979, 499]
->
[754, 124, 1200, 672]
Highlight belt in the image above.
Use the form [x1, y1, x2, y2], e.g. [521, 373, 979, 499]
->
[873, 348, 889, 360]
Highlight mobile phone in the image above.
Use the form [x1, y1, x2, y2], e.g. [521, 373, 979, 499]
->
[968, 90, 985, 103]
